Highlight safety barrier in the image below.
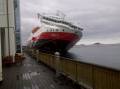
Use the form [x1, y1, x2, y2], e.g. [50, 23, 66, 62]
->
[26, 49, 120, 89]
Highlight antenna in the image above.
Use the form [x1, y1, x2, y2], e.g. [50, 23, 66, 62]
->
[37, 13, 41, 19]
[37, 13, 43, 23]
[56, 10, 66, 19]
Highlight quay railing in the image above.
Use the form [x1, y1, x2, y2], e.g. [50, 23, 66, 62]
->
[26, 49, 120, 89]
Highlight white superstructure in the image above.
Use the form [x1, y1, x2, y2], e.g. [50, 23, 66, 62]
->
[40, 14, 82, 34]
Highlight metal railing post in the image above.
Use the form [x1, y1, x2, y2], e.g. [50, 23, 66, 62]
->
[55, 52, 60, 77]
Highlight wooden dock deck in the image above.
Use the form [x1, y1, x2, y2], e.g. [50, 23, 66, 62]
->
[0, 54, 81, 89]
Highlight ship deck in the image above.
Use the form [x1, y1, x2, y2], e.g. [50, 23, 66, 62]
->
[0, 54, 80, 89]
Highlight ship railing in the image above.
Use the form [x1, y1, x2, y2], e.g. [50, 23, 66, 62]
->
[41, 15, 83, 31]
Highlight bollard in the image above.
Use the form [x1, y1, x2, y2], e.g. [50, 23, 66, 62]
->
[55, 52, 60, 77]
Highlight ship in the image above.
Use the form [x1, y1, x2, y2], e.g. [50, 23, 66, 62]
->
[27, 13, 83, 53]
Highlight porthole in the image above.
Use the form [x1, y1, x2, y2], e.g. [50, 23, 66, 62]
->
[75, 31, 77, 33]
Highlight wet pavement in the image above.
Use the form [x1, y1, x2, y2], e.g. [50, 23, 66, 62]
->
[0, 54, 81, 89]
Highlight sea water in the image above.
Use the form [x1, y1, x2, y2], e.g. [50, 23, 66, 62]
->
[68, 44, 120, 70]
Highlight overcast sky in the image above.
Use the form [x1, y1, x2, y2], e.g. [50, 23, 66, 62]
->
[20, 0, 120, 45]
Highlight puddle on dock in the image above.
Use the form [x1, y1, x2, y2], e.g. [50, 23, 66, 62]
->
[22, 71, 40, 80]
[23, 63, 32, 67]
[24, 84, 39, 89]
[50, 84, 55, 89]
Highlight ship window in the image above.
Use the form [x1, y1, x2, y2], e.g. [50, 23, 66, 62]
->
[75, 31, 77, 33]
[63, 29, 64, 31]
[56, 29, 58, 31]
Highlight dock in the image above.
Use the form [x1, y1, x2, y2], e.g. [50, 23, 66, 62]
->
[25, 49, 120, 89]
[0, 48, 120, 89]
[0, 54, 81, 89]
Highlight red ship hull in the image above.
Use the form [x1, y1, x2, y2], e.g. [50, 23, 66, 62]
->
[32, 32, 82, 53]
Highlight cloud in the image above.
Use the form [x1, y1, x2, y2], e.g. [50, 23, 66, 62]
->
[20, 0, 120, 45]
